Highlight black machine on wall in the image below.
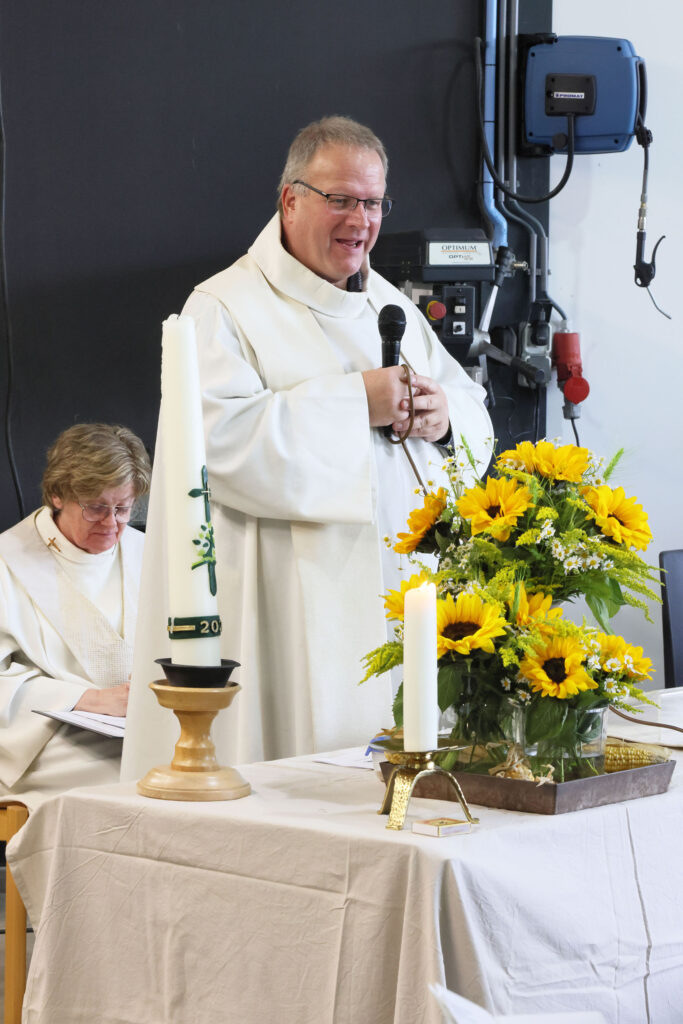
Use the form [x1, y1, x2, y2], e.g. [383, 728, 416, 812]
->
[373, 16, 659, 451]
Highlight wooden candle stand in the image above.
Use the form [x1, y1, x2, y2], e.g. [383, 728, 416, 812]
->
[137, 675, 251, 802]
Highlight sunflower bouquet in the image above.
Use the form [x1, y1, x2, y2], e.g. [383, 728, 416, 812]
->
[398, 439, 658, 630]
[363, 439, 659, 781]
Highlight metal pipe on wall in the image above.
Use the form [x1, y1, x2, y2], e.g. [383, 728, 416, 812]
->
[500, 0, 542, 305]
[479, 0, 508, 248]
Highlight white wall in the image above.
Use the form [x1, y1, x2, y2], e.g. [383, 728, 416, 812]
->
[544, 1, 682, 687]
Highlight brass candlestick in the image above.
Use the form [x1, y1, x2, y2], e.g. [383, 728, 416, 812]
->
[376, 741, 480, 831]
[137, 660, 251, 802]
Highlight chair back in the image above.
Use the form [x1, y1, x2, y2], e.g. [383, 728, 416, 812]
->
[660, 549, 683, 688]
[0, 802, 29, 1024]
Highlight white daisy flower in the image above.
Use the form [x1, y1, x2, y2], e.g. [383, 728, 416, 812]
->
[537, 520, 556, 543]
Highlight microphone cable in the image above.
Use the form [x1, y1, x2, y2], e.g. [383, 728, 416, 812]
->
[386, 367, 426, 494]
[377, 305, 426, 493]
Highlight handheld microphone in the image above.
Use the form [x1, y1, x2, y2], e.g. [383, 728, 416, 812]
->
[379, 304, 407, 368]
[378, 304, 407, 437]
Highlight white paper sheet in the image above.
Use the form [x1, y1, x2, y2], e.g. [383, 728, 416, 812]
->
[33, 707, 125, 738]
[312, 746, 373, 769]
[607, 688, 683, 748]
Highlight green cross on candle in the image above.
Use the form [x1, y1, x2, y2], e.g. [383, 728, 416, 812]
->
[189, 465, 217, 595]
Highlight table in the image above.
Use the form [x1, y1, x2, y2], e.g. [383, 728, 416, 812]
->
[8, 736, 683, 1024]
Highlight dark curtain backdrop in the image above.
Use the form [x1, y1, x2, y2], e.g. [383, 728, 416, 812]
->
[0, 0, 550, 530]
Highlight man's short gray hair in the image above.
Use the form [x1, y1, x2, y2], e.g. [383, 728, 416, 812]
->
[277, 116, 388, 215]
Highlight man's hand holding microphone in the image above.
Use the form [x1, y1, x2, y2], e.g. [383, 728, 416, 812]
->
[362, 304, 450, 443]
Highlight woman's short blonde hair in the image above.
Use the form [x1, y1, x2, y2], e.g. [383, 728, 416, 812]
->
[41, 423, 151, 510]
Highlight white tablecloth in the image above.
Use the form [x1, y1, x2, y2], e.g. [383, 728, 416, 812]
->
[8, 737, 683, 1024]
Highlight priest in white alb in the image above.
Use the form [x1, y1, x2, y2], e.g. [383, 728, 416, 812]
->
[122, 116, 493, 779]
[0, 423, 150, 808]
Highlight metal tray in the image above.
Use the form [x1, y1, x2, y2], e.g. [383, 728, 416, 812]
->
[380, 759, 675, 815]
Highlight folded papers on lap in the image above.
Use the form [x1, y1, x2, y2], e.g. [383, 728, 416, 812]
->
[32, 707, 125, 738]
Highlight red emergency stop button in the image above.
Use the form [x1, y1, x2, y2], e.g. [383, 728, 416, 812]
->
[426, 300, 447, 322]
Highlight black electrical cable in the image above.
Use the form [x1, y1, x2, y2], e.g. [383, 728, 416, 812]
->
[532, 385, 541, 442]
[504, 199, 568, 323]
[475, 37, 576, 205]
[546, 296, 568, 321]
[501, 388, 542, 445]
[502, 397, 520, 440]
[570, 418, 581, 446]
[640, 130, 649, 192]
[647, 287, 671, 319]
[633, 117, 670, 317]
[0, 67, 24, 519]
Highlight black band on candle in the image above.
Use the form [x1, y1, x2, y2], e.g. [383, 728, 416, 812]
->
[167, 615, 223, 639]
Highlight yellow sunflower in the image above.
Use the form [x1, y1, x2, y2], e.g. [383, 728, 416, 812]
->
[436, 592, 507, 658]
[532, 441, 590, 482]
[519, 635, 596, 699]
[496, 440, 536, 473]
[593, 632, 653, 680]
[383, 572, 431, 621]
[497, 440, 589, 483]
[581, 484, 652, 551]
[456, 476, 533, 542]
[509, 582, 563, 629]
[394, 488, 447, 554]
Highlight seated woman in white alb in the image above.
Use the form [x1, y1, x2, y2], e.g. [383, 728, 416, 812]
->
[0, 422, 151, 809]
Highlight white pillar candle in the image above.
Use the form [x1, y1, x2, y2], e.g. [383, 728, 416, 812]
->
[402, 582, 438, 751]
[161, 314, 222, 666]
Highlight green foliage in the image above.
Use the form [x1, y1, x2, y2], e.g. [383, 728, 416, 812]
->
[603, 448, 624, 481]
[392, 684, 404, 728]
[435, 526, 454, 556]
[524, 698, 567, 746]
[359, 641, 403, 685]
[437, 661, 464, 712]
[583, 576, 624, 632]
[458, 432, 478, 475]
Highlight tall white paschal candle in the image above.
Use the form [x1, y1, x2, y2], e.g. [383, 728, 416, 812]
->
[161, 314, 222, 666]
[402, 582, 438, 751]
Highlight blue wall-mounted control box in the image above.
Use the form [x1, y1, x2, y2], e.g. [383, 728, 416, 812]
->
[523, 36, 646, 154]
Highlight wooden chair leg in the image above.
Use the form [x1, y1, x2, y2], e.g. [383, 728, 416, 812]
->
[4, 804, 29, 1024]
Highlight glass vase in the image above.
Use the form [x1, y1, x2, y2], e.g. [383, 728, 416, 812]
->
[506, 698, 608, 782]
[441, 680, 511, 774]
